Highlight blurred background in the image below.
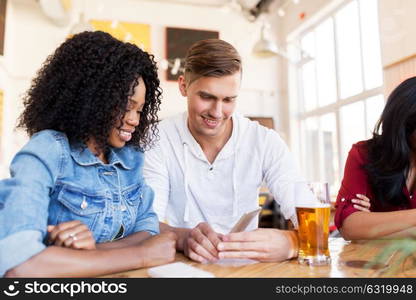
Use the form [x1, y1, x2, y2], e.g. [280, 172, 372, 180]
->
[0, 0, 414, 203]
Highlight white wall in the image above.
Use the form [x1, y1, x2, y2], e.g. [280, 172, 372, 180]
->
[0, 0, 282, 177]
[378, 0, 416, 67]
[0, 0, 73, 177]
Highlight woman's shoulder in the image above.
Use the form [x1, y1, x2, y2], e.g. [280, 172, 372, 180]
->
[11, 130, 70, 180]
[31, 129, 67, 141]
[32, 129, 66, 138]
[25, 130, 69, 152]
[349, 140, 369, 157]
[18, 129, 69, 160]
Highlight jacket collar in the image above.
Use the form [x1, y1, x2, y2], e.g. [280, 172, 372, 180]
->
[70, 143, 132, 170]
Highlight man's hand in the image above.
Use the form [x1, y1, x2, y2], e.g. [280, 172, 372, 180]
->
[217, 228, 298, 262]
[183, 222, 223, 263]
[47, 220, 96, 250]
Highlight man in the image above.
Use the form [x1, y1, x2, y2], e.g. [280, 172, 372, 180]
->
[144, 39, 300, 263]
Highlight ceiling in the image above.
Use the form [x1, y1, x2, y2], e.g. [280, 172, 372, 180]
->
[136, 0, 284, 21]
[156, 0, 234, 6]
[136, 0, 268, 9]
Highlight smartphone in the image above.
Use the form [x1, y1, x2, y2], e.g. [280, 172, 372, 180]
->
[229, 208, 262, 233]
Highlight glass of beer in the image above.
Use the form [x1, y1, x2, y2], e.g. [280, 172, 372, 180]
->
[295, 182, 331, 266]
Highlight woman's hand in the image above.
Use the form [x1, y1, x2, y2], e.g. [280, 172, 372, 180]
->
[47, 220, 96, 250]
[139, 232, 177, 267]
[351, 194, 371, 212]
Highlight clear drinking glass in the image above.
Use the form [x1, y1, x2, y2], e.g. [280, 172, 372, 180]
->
[295, 182, 331, 266]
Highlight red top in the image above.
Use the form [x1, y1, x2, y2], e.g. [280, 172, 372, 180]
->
[335, 141, 416, 229]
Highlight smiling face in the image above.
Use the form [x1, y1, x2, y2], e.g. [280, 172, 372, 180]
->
[87, 77, 146, 161]
[108, 77, 146, 148]
[179, 72, 241, 141]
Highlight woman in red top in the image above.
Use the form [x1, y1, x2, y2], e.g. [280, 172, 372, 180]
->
[335, 76, 416, 240]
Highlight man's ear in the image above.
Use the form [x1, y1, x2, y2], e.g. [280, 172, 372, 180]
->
[178, 75, 187, 97]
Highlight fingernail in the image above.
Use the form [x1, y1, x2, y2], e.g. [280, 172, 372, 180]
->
[351, 199, 356, 203]
[356, 194, 361, 197]
[217, 243, 224, 250]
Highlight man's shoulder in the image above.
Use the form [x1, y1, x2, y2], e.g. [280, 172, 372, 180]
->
[235, 114, 278, 142]
[148, 113, 185, 152]
[158, 113, 184, 133]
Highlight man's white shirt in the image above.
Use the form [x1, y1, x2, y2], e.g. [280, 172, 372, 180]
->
[143, 112, 304, 234]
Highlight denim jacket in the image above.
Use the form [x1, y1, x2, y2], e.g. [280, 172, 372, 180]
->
[0, 130, 159, 276]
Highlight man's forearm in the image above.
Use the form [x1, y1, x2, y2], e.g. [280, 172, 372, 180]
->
[159, 222, 190, 251]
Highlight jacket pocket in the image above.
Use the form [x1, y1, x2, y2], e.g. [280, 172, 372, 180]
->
[122, 183, 144, 207]
[120, 183, 145, 234]
[55, 185, 107, 231]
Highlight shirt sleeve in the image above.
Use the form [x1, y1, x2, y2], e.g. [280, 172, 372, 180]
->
[262, 129, 304, 227]
[143, 137, 170, 222]
[0, 131, 62, 276]
[334, 144, 369, 229]
[132, 184, 160, 235]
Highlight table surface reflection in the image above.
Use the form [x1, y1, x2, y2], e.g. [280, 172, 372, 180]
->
[104, 238, 416, 278]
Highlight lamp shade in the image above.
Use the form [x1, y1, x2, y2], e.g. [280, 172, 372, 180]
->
[252, 24, 278, 58]
[253, 38, 279, 57]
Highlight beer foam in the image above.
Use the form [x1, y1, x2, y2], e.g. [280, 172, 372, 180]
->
[297, 203, 331, 208]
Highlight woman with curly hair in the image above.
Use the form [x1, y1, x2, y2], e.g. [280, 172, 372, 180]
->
[0, 31, 176, 277]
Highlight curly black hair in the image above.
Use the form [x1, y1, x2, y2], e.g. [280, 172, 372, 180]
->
[18, 30, 162, 153]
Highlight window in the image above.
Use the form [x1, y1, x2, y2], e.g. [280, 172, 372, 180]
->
[292, 0, 384, 193]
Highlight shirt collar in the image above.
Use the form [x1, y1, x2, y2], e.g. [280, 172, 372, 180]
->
[70, 143, 132, 170]
[180, 112, 238, 160]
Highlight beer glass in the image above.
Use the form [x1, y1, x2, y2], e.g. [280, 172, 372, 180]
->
[295, 182, 331, 266]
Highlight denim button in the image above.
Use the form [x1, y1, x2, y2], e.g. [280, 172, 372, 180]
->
[120, 205, 127, 211]
[80, 199, 88, 209]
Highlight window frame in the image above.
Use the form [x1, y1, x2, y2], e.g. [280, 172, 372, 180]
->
[289, 0, 384, 191]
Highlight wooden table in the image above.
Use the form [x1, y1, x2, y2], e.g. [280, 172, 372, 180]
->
[105, 238, 416, 278]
